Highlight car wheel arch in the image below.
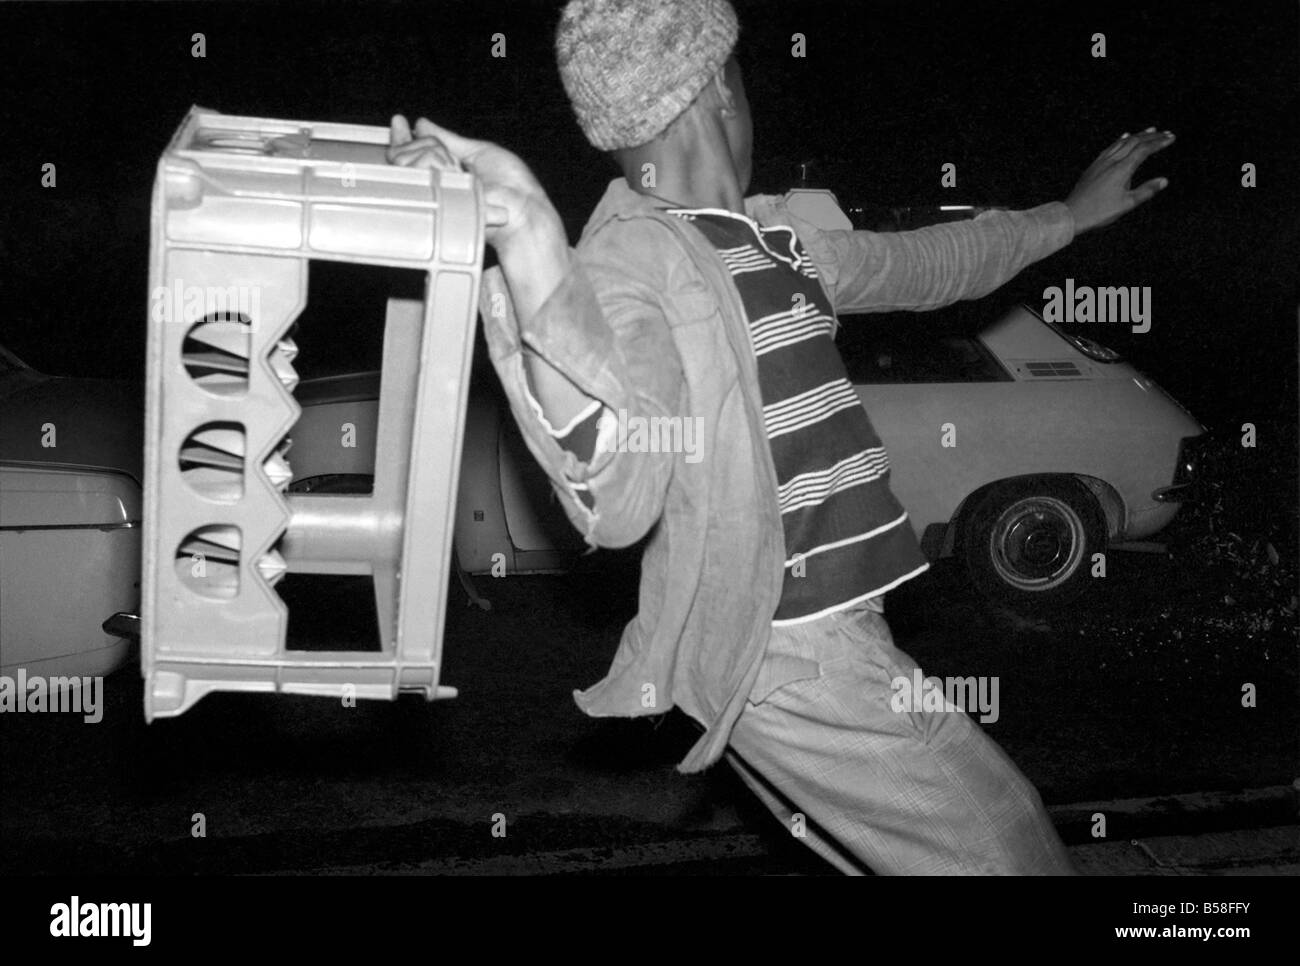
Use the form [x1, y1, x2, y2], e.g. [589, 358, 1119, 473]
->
[946, 472, 1123, 557]
[949, 473, 1114, 612]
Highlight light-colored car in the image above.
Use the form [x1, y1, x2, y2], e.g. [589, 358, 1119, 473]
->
[288, 373, 583, 582]
[838, 300, 1202, 607]
[0, 345, 143, 677]
[288, 293, 1203, 611]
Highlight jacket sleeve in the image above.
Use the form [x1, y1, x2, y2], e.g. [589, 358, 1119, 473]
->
[788, 202, 1076, 314]
[478, 218, 686, 549]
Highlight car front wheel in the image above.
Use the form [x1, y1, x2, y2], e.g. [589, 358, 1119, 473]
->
[960, 477, 1106, 612]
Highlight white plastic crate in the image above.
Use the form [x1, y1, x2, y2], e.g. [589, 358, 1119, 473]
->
[142, 107, 485, 718]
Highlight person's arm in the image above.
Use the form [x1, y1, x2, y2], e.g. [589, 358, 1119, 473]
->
[477, 231, 687, 548]
[389, 115, 595, 431]
[818, 202, 1077, 314]
[389, 116, 683, 547]
[803, 128, 1175, 314]
[492, 205, 600, 433]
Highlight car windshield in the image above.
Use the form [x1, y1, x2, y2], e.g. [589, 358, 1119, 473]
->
[837, 305, 1012, 384]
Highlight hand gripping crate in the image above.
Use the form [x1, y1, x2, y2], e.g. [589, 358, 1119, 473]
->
[142, 107, 485, 719]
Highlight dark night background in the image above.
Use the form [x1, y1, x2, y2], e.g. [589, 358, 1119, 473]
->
[0, 0, 1298, 881]
[2, 0, 1297, 436]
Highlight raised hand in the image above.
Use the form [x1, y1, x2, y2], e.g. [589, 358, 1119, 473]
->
[1065, 127, 1175, 234]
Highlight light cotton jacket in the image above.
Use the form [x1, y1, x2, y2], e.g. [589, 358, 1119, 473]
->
[478, 177, 1075, 773]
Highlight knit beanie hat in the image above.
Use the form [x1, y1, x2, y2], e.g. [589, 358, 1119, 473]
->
[556, 0, 739, 151]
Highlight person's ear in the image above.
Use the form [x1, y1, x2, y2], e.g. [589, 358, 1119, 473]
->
[713, 67, 737, 119]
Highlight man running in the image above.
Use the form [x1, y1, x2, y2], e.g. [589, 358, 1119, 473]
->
[388, 0, 1173, 873]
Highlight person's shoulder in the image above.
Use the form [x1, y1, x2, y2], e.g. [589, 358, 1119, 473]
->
[578, 197, 699, 265]
[573, 210, 693, 295]
[744, 192, 792, 226]
[580, 206, 678, 251]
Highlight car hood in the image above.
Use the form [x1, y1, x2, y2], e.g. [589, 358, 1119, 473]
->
[0, 371, 144, 481]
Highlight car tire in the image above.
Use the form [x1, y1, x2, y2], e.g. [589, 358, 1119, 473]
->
[959, 477, 1107, 612]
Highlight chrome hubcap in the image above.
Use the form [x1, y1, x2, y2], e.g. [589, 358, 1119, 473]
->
[988, 496, 1085, 591]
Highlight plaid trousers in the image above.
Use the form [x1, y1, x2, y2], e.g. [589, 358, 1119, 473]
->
[726, 601, 1075, 875]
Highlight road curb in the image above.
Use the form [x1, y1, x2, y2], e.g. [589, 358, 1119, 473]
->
[1046, 783, 1298, 843]
[303, 786, 1300, 876]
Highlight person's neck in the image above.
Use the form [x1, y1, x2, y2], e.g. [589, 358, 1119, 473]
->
[639, 177, 744, 214]
[623, 144, 745, 214]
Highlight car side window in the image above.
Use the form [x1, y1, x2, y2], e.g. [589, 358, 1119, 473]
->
[836, 309, 1012, 385]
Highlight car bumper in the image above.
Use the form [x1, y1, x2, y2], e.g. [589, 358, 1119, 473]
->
[1152, 482, 1196, 503]
[1151, 433, 1205, 504]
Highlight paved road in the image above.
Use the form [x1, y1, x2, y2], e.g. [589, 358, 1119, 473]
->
[308, 823, 1300, 876]
[2, 551, 1295, 875]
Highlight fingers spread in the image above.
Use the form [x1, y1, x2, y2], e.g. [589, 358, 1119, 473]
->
[1128, 175, 1170, 207]
[1115, 129, 1174, 164]
[1111, 132, 1146, 162]
[1103, 131, 1132, 159]
[1128, 131, 1176, 165]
